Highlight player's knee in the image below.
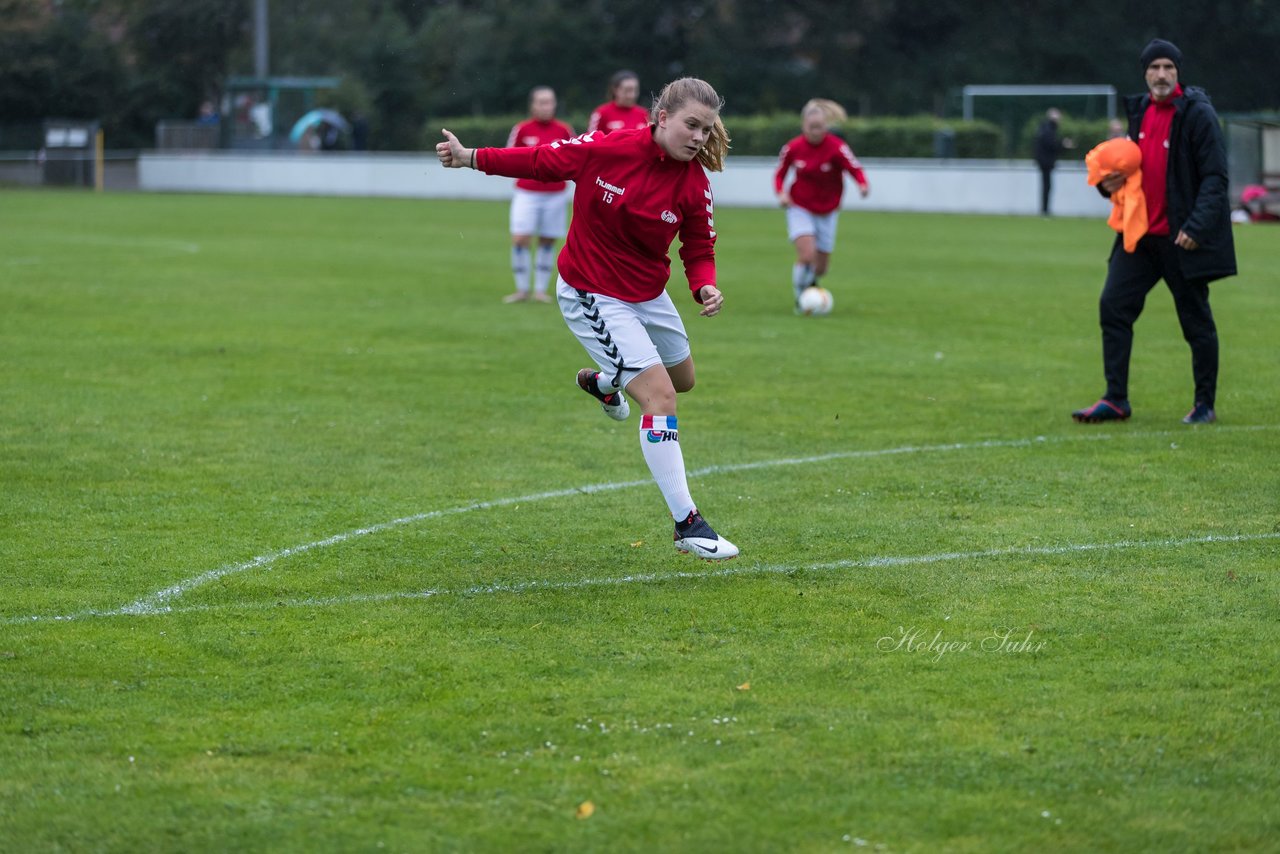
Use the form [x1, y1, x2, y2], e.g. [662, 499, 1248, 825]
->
[648, 388, 679, 413]
[673, 373, 695, 394]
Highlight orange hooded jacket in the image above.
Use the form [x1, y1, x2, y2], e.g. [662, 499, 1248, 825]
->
[1085, 137, 1147, 252]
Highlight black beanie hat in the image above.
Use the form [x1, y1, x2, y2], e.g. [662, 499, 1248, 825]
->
[1140, 38, 1182, 71]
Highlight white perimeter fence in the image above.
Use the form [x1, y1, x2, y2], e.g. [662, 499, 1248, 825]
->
[138, 151, 1112, 218]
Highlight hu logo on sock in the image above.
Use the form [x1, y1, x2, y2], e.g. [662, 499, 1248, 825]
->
[642, 414, 677, 443]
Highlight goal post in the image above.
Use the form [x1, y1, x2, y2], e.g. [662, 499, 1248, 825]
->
[961, 85, 1118, 122]
[960, 85, 1118, 158]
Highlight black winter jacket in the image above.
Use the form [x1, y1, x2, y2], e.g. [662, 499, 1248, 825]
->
[1111, 86, 1237, 283]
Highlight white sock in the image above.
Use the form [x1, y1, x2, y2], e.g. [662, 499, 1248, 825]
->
[511, 245, 531, 293]
[792, 263, 814, 297]
[639, 414, 695, 521]
[534, 244, 555, 295]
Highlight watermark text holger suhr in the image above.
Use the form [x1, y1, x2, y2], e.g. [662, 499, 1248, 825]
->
[877, 626, 1047, 662]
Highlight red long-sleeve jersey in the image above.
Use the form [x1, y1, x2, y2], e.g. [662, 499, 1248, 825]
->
[506, 118, 575, 192]
[586, 102, 651, 135]
[476, 127, 717, 304]
[774, 132, 869, 215]
[1137, 84, 1181, 237]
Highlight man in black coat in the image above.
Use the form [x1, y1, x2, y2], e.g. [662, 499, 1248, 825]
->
[1033, 108, 1072, 215]
[1072, 39, 1237, 425]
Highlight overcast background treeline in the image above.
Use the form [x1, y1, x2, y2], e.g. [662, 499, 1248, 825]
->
[2, 0, 1276, 150]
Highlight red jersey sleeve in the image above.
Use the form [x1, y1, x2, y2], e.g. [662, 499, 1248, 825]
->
[774, 142, 795, 194]
[475, 130, 603, 183]
[837, 140, 868, 188]
[678, 169, 717, 298]
[587, 109, 603, 133]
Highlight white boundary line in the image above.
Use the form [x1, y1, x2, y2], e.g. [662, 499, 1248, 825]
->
[6, 425, 1276, 625]
[9, 531, 1278, 625]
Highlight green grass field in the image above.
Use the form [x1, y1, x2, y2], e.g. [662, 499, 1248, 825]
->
[2, 188, 1278, 852]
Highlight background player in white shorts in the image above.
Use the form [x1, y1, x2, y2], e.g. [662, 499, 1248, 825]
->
[774, 99, 870, 307]
[504, 87, 574, 303]
[437, 78, 738, 560]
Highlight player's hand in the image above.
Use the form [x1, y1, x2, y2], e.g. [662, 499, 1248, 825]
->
[698, 285, 724, 317]
[1174, 230, 1200, 250]
[1099, 171, 1125, 194]
[436, 129, 471, 169]
[858, 183, 870, 199]
[777, 192, 791, 209]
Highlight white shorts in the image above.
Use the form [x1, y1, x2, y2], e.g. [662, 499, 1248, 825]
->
[557, 277, 691, 391]
[786, 206, 839, 254]
[510, 188, 570, 239]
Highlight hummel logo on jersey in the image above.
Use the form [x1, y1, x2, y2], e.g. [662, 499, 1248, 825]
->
[595, 176, 626, 195]
[645, 430, 678, 444]
[661, 210, 677, 224]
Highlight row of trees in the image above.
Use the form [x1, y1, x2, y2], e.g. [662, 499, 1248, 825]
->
[3, 0, 1278, 151]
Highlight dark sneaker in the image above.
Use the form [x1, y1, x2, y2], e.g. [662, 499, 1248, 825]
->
[1182, 403, 1216, 424]
[576, 368, 629, 421]
[1071, 398, 1131, 423]
[673, 510, 739, 560]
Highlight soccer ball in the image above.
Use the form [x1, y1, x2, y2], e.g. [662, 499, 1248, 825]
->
[797, 286, 834, 316]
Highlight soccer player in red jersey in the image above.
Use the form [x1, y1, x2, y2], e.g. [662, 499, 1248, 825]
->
[586, 70, 651, 135]
[503, 87, 575, 303]
[774, 99, 870, 307]
[437, 78, 738, 560]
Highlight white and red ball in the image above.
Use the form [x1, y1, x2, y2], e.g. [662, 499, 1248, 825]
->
[798, 286, 834, 316]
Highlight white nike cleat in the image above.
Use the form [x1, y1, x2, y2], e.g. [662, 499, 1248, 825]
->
[673, 510, 739, 560]
[576, 368, 630, 421]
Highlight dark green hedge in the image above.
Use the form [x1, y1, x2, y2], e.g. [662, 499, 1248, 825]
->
[425, 114, 1006, 159]
[1017, 117, 1119, 161]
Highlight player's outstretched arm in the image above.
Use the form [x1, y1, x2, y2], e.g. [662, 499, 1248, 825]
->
[436, 129, 475, 169]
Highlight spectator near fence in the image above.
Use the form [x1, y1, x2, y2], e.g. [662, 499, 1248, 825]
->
[1033, 108, 1074, 215]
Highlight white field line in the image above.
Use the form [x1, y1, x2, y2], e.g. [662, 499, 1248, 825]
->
[37, 233, 202, 254]
[11, 532, 1279, 625]
[6, 425, 1276, 625]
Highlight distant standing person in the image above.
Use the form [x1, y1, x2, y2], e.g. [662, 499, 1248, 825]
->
[1071, 39, 1236, 425]
[1033, 108, 1074, 215]
[587, 70, 650, 135]
[196, 100, 220, 126]
[437, 78, 738, 560]
[774, 99, 869, 308]
[504, 86, 574, 304]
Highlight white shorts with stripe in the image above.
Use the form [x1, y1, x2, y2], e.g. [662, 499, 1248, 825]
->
[557, 277, 691, 392]
[786, 205, 840, 253]
[510, 188, 570, 239]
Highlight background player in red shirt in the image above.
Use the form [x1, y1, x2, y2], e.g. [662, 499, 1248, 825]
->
[504, 86, 574, 303]
[774, 99, 870, 307]
[437, 78, 738, 560]
[586, 70, 650, 135]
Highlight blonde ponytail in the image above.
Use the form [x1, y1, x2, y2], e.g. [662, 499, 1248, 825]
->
[697, 115, 730, 172]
